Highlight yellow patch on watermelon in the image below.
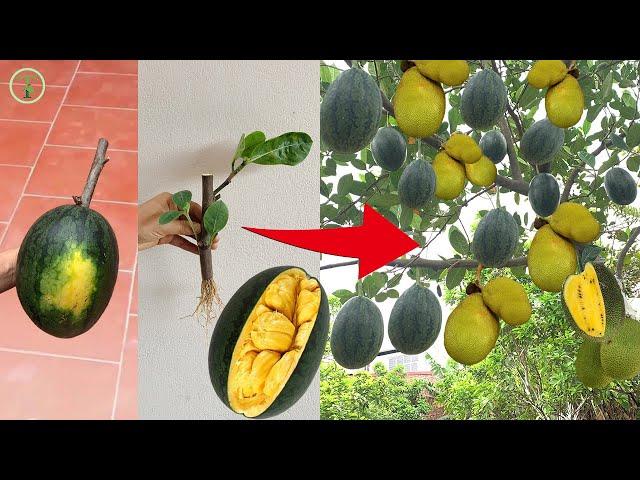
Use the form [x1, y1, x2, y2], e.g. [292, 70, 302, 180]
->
[40, 244, 97, 320]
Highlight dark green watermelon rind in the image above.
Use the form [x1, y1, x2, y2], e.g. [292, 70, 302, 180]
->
[479, 130, 507, 164]
[208, 266, 330, 419]
[561, 262, 626, 344]
[519, 119, 565, 166]
[397, 159, 436, 209]
[371, 127, 407, 172]
[604, 167, 637, 206]
[15, 205, 119, 339]
[388, 284, 442, 355]
[460, 70, 508, 131]
[529, 173, 560, 218]
[320, 68, 383, 154]
[330, 295, 384, 370]
[471, 208, 519, 268]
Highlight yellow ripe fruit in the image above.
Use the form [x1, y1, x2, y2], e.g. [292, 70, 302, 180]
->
[464, 155, 497, 187]
[444, 293, 500, 366]
[444, 132, 482, 164]
[482, 277, 532, 326]
[413, 60, 470, 86]
[545, 76, 584, 128]
[528, 225, 577, 292]
[548, 202, 600, 243]
[527, 60, 569, 89]
[433, 151, 466, 200]
[393, 67, 446, 138]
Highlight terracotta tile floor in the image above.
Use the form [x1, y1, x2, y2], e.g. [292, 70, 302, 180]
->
[0, 60, 138, 419]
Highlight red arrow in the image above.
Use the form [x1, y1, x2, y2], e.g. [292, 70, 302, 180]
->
[243, 204, 419, 279]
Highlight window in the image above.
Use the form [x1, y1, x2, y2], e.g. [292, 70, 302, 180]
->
[388, 354, 420, 372]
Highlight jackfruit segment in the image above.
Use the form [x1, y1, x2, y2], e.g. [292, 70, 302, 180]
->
[443, 133, 482, 164]
[563, 263, 606, 338]
[228, 268, 321, 417]
[527, 60, 568, 89]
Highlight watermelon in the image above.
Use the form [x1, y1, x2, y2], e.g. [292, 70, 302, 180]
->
[397, 158, 436, 209]
[479, 130, 507, 164]
[330, 295, 383, 369]
[529, 173, 560, 217]
[471, 207, 519, 267]
[460, 69, 508, 131]
[371, 127, 407, 171]
[320, 67, 382, 154]
[519, 119, 564, 165]
[209, 266, 330, 418]
[15, 204, 119, 338]
[388, 283, 442, 355]
[604, 167, 637, 206]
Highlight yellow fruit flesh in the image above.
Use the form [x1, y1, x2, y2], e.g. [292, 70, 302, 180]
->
[393, 67, 445, 138]
[444, 133, 482, 164]
[527, 60, 568, 89]
[528, 225, 577, 292]
[548, 202, 600, 244]
[563, 263, 606, 338]
[228, 269, 321, 417]
[482, 277, 531, 326]
[545, 75, 584, 128]
[444, 293, 500, 365]
[464, 155, 497, 187]
[412, 60, 470, 86]
[433, 151, 466, 200]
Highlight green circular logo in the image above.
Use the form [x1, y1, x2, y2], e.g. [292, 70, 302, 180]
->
[9, 67, 46, 104]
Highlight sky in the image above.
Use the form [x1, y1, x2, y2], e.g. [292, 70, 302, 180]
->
[320, 60, 640, 368]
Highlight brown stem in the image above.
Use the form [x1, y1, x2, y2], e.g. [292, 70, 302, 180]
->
[321, 255, 528, 271]
[616, 226, 640, 280]
[74, 138, 109, 207]
[199, 174, 214, 282]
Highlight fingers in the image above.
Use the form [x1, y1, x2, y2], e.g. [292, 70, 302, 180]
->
[166, 235, 200, 255]
[211, 236, 220, 251]
[188, 201, 203, 223]
[158, 218, 201, 237]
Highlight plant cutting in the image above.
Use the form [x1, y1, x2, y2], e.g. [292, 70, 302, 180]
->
[159, 130, 312, 324]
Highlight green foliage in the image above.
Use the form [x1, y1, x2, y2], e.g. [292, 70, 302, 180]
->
[320, 362, 432, 420]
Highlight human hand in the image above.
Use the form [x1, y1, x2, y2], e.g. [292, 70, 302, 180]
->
[0, 248, 19, 294]
[138, 192, 221, 255]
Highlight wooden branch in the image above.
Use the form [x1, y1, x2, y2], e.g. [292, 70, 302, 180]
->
[498, 116, 523, 181]
[321, 255, 527, 271]
[198, 174, 214, 281]
[74, 138, 109, 207]
[496, 174, 529, 195]
[616, 226, 640, 279]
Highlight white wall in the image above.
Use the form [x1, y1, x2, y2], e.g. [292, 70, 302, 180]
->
[138, 60, 320, 419]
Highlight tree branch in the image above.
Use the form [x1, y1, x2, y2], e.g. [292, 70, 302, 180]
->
[74, 138, 109, 207]
[498, 117, 523, 181]
[496, 174, 529, 195]
[321, 255, 527, 271]
[616, 226, 640, 280]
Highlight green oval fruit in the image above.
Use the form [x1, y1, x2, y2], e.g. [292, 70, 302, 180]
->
[600, 317, 640, 381]
[398, 158, 436, 209]
[575, 340, 612, 388]
[561, 262, 625, 343]
[479, 130, 507, 164]
[548, 202, 600, 244]
[482, 277, 531, 326]
[528, 225, 577, 292]
[209, 266, 330, 418]
[529, 173, 560, 217]
[460, 69, 508, 131]
[320, 68, 382, 154]
[545, 75, 584, 128]
[371, 127, 406, 172]
[444, 293, 500, 365]
[604, 167, 637, 206]
[330, 295, 384, 370]
[519, 119, 564, 166]
[471, 208, 519, 268]
[16, 204, 119, 338]
[388, 283, 442, 355]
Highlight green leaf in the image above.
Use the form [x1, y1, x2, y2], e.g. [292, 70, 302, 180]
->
[578, 151, 596, 168]
[580, 245, 602, 271]
[332, 289, 355, 304]
[337, 174, 354, 196]
[232, 133, 246, 161]
[627, 155, 640, 172]
[602, 71, 613, 99]
[368, 193, 399, 208]
[158, 210, 182, 225]
[172, 190, 192, 211]
[250, 132, 312, 166]
[626, 124, 640, 148]
[386, 289, 399, 299]
[240, 131, 266, 157]
[399, 206, 414, 230]
[203, 200, 229, 238]
[445, 267, 465, 290]
[610, 133, 629, 151]
[448, 226, 469, 255]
